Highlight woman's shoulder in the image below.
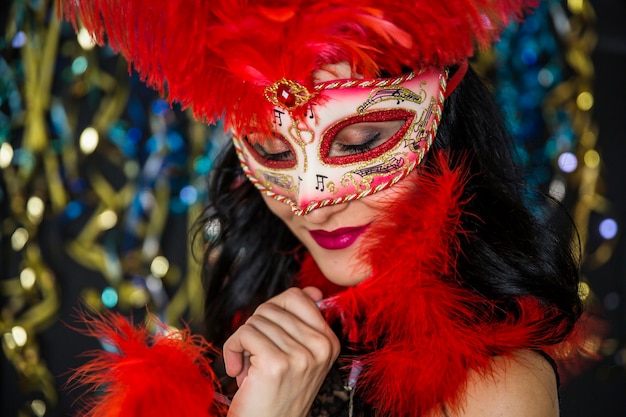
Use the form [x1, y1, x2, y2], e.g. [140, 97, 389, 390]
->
[440, 350, 559, 417]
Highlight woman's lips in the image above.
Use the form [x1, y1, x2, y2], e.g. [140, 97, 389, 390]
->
[309, 225, 369, 250]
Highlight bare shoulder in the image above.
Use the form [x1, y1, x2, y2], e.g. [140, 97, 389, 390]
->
[445, 350, 559, 417]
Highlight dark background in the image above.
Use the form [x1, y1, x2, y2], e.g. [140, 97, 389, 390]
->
[559, 0, 626, 415]
[2, 0, 626, 416]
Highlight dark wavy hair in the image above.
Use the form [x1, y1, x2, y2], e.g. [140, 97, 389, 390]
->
[198, 66, 582, 346]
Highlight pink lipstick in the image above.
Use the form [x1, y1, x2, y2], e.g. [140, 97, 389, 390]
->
[309, 225, 369, 250]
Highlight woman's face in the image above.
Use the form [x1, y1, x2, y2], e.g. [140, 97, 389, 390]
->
[262, 172, 415, 287]
[256, 62, 423, 286]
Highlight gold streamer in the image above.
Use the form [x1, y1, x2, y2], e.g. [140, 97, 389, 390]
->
[2, 1, 62, 414]
[553, 1, 617, 270]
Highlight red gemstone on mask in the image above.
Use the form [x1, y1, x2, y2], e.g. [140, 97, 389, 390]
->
[276, 84, 296, 108]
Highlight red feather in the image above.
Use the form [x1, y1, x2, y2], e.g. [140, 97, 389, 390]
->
[299, 152, 576, 417]
[63, 0, 538, 136]
[69, 312, 225, 417]
[66, 155, 590, 417]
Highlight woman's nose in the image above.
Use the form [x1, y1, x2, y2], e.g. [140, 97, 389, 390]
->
[301, 201, 350, 225]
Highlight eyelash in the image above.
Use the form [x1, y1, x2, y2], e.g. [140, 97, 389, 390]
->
[335, 133, 380, 155]
[253, 144, 294, 161]
[265, 150, 294, 161]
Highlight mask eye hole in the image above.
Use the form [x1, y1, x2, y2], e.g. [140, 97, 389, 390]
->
[243, 133, 297, 169]
[320, 109, 414, 165]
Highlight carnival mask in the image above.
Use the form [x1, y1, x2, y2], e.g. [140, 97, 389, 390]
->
[233, 68, 448, 215]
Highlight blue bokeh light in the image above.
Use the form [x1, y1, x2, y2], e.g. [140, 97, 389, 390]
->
[101, 287, 119, 308]
[599, 218, 618, 240]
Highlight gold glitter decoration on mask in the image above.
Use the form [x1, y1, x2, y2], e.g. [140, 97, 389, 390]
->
[264, 78, 314, 110]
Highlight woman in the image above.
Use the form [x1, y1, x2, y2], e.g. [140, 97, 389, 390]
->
[201, 64, 582, 417]
[66, 1, 583, 416]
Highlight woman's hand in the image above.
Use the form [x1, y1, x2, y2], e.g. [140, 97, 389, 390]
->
[223, 287, 341, 417]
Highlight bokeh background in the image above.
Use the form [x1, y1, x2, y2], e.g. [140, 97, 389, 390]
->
[1, 0, 625, 416]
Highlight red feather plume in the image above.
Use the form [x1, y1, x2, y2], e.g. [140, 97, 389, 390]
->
[63, 0, 538, 135]
[298, 152, 575, 417]
[69, 312, 225, 417]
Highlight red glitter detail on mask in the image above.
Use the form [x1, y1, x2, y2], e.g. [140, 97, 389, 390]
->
[320, 109, 414, 166]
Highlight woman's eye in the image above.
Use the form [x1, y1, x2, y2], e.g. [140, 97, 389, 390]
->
[248, 136, 295, 162]
[329, 120, 405, 157]
[254, 145, 294, 161]
[334, 134, 380, 154]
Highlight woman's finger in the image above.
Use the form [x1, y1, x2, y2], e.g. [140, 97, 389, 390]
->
[261, 287, 330, 333]
[301, 286, 323, 302]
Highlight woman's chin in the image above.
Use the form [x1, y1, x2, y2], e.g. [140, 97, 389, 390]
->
[316, 261, 371, 288]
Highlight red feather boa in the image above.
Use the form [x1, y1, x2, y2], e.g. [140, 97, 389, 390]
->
[70, 155, 582, 417]
[63, 0, 537, 136]
[297, 153, 572, 416]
